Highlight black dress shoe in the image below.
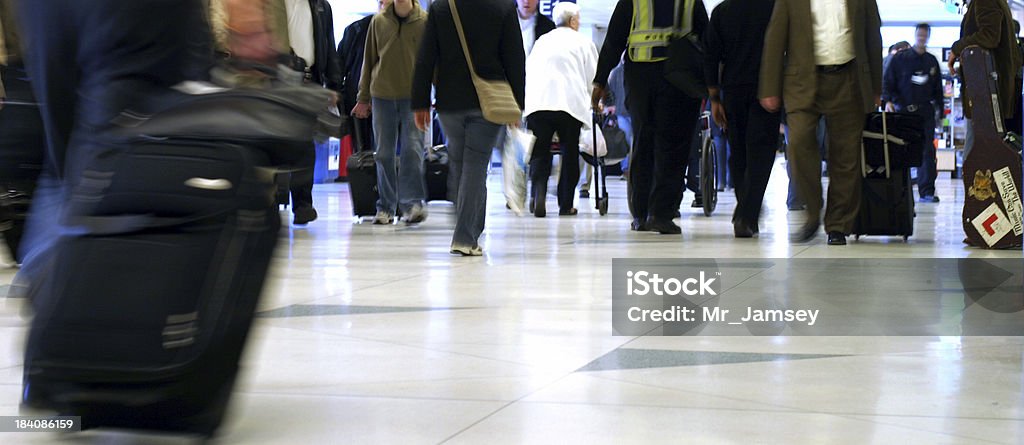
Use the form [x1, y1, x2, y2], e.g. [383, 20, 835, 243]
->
[630, 218, 649, 232]
[533, 184, 547, 218]
[827, 231, 847, 246]
[691, 196, 703, 208]
[646, 218, 682, 235]
[559, 208, 578, 216]
[790, 221, 820, 243]
[734, 220, 754, 238]
[293, 206, 318, 225]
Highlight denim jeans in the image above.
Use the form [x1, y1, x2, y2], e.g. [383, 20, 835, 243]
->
[437, 110, 502, 249]
[372, 98, 427, 214]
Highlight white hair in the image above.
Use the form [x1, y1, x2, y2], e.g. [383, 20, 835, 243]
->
[552, 2, 581, 28]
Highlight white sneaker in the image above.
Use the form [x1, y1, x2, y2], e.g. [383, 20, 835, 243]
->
[373, 211, 394, 225]
[450, 244, 483, 256]
[404, 204, 428, 224]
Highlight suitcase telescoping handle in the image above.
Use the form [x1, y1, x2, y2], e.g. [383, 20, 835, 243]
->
[861, 109, 892, 179]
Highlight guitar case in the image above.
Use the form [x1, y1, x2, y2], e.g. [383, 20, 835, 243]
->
[960, 47, 1024, 249]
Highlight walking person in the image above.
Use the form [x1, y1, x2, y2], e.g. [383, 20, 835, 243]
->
[523, 2, 597, 217]
[759, 0, 883, 246]
[593, 0, 708, 235]
[883, 23, 944, 203]
[353, 0, 430, 225]
[413, 0, 525, 255]
[339, 0, 392, 154]
[704, 0, 782, 238]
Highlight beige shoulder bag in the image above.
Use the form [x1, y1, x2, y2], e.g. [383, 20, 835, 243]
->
[448, 0, 522, 125]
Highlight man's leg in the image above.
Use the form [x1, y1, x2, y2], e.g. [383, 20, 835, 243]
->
[724, 87, 750, 222]
[624, 65, 655, 223]
[786, 109, 826, 233]
[288, 143, 317, 222]
[397, 99, 428, 215]
[820, 69, 865, 235]
[917, 108, 938, 200]
[649, 87, 700, 223]
[372, 98, 399, 215]
[742, 89, 784, 228]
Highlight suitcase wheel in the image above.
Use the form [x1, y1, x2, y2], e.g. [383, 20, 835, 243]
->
[854, 235, 861, 241]
[903, 236, 909, 243]
[598, 195, 609, 216]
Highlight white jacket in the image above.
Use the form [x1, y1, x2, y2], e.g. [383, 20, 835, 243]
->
[523, 27, 598, 126]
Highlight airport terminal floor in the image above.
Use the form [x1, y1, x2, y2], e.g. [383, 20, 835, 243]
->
[0, 159, 1021, 444]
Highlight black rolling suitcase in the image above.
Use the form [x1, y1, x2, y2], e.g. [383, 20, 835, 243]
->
[20, 86, 334, 438]
[853, 110, 922, 241]
[347, 150, 378, 217]
[425, 145, 450, 202]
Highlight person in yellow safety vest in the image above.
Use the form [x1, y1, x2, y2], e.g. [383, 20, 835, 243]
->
[592, 0, 708, 235]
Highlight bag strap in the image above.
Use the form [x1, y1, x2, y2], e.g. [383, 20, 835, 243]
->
[672, 0, 696, 35]
[448, 0, 480, 83]
[882, 109, 891, 179]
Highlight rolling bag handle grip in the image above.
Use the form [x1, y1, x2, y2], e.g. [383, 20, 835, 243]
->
[882, 108, 891, 179]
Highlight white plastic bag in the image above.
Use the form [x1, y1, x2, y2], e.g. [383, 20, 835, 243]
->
[579, 123, 607, 158]
[502, 126, 535, 216]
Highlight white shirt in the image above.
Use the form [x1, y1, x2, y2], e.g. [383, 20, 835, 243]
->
[284, 0, 315, 66]
[519, 14, 537, 56]
[809, 0, 855, 66]
[524, 27, 599, 126]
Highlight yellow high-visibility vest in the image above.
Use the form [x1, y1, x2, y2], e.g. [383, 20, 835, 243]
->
[628, 0, 695, 62]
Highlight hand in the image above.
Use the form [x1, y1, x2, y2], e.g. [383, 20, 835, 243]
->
[948, 53, 958, 77]
[759, 96, 781, 113]
[511, 120, 522, 129]
[605, 106, 617, 116]
[874, 95, 882, 108]
[711, 101, 728, 131]
[351, 102, 371, 119]
[591, 85, 606, 111]
[884, 102, 895, 113]
[414, 109, 431, 132]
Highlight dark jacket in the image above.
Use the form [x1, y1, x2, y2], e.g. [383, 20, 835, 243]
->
[338, 14, 373, 110]
[535, 11, 555, 42]
[594, 0, 709, 87]
[309, 0, 342, 90]
[702, 0, 775, 90]
[412, 0, 526, 113]
[759, 0, 883, 114]
[952, 0, 1022, 119]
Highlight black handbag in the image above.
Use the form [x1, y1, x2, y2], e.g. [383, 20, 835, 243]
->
[663, 0, 706, 99]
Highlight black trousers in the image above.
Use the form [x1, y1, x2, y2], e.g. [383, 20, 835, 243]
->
[625, 62, 702, 221]
[287, 143, 316, 211]
[527, 111, 583, 211]
[909, 105, 937, 198]
[723, 84, 782, 225]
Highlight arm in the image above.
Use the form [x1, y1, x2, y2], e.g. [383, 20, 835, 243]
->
[411, 5, 438, 113]
[703, 6, 724, 96]
[758, 0, 789, 107]
[864, 0, 883, 100]
[594, 0, 632, 87]
[882, 53, 897, 104]
[952, 0, 1005, 54]
[932, 56, 944, 108]
[500, 5, 527, 110]
[356, 17, 378, 105]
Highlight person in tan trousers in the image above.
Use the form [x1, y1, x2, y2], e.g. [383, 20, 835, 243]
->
[759, 0, 883, 246]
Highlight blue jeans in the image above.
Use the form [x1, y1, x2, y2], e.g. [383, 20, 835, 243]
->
[372, 98, 427, 213]
[437, 110, 502, 248]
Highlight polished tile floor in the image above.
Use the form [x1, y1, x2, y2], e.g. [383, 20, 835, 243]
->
[0, 158, 1021, 444]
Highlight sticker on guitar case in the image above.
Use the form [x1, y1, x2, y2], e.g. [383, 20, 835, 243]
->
[968, 169, 996, 201]
[971, 203, 1013, 247]
[993, 167, 1023, 236]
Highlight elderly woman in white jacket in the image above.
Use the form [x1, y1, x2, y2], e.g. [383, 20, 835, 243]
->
[523, 2, 597, 217]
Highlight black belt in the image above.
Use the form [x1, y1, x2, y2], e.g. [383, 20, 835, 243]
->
[816, 61, 854, 73]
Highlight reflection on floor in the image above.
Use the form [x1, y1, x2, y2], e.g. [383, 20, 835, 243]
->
[0, 159, 1021, 444]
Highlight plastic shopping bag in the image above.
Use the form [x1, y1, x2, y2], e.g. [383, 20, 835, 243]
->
[579, 123, 607, 158]
[502, 126, 535, 216]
